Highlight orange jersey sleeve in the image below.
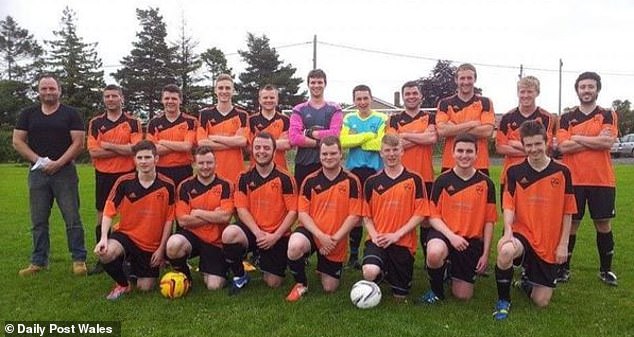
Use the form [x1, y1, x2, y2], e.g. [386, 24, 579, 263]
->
[430, 170, 497, 239]
[298, 169, 362, 262]
[235, 166, 297, 234]
[363, 169, 429, 255]
[176, 175, 233, 246]
[557, 107, 617, 187]
[104, 173, 175, 252]
[437, 95, 494, 170]
[387, 111, 436, 182]
[504, 159, 577, 263]
[198, 107, 248, 184]
[496, 107, 555, 184]
[87, 112, 142, 173]
[146, 113, 197, 167]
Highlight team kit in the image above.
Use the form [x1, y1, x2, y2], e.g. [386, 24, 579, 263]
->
[13, 65, 618, 320]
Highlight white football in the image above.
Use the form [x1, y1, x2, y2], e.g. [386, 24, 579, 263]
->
[350, 280, 382, 309]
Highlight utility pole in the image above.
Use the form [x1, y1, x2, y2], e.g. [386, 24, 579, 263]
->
[558, 59, 563, 115]
[518, 64, 523, 79]
[312, 35, 317, 69]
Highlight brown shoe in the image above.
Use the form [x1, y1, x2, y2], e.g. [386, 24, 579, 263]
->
[19, 264, 45, 276]
[73, 261, 87, 276]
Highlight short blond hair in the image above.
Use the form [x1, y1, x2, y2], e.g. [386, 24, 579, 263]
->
[518, 76, 540, 94]
[215, 73, 233, 85]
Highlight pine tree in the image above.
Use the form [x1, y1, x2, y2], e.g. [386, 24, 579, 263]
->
[172, 18, 210, 115]
[235, 33, 305, 112]
[46, 7, 105, 119]
[112, 7, 177, 120]
[0, 15, 44, 82]
[200, 47, 233, 104]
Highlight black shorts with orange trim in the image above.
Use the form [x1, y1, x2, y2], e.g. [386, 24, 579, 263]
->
[238, 223, 288, 278]
[95, 170, 133, 211]
[512, 233, 557, 288]
[362, 241, 414, 296]
[157, 164, 193, 188]
[573, 186, 616, 221]
[175, 228, 228, 277]
[294, 227, 343, 280]
[426, 229, 483, 284]
[110, 231, 159, 278]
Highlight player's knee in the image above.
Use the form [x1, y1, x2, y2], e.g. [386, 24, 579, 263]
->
[452, 289, 473, 301]
[362, 265, 380, 281]
[221, 226, 240, 244]
[497, 244, 515, 265]
[531, 291, 552, 308]
[165, 240, 183, 259]
[205, 279, 225, 291]
[425, 249, 445, 268]
[263, 275, 283, 288]
[322, 282, 339, 294]
[136, 280, 154, 292]
[287, 241, 305, 260]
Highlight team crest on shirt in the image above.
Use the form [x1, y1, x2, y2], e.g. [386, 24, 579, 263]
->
[178, 124, 187, 131]
[338, 184, 347, 194]
[475, 184, 484, 195]
[271, 181, 280, 191]
[404, 183, 412, 191]
[156, 192, 165, 200]
[550, 177, 561, 188]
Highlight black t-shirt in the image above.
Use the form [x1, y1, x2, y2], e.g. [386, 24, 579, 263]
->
[15, 104, 84, 161]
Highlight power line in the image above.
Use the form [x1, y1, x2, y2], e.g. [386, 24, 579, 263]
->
[318, 40, 634, 77]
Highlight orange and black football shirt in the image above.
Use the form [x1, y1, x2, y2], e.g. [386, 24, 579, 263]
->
[430, 169, 497, 239]
[176, 175, 234, 246]
[87, 112, 143, 173]
[197, 106, 248, 184]
[556, 106, 617, 187]
[436, 94, 495, 170]
[247, 112, 290, 170]
[504, 159, 577, 264]
[298, 169, 362, 262]
[363, 169, 430, 255]
[387, 111, 436, 182]
[235, 165, 297, 235]
[104, 173, 175, 252]
[496, 107, 555, 184]
[146, 112, 198, 168]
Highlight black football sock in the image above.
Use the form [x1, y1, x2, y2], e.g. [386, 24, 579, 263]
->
[170, 256, 192, 281]
[428, 265, 445, 299]
[596, 231, 614, 272]
[223, 243, 246, 278]
[495, 265, 513, 302]
[288, 257, 307, 286]
[103, 256, 128, 287]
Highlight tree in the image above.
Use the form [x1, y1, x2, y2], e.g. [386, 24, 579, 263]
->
[46, 7, 105, 119]
[418, 60, 457, 108]
[613, 99, 634, 136]
[0, 79, 33, 126]
[200, 47, 233, 103]
[171, 17, 211, 114]
[0, 16, 44, 82]
[113, 7, 177, 120]
[235, 33, 305, 112]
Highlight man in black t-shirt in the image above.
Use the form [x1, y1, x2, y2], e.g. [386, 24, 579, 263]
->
[13, 74, 88, 277]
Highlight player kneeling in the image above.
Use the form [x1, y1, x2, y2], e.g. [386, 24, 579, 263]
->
[286, 136, 362, 301]
[419, 133, 496, 304]
[493, 121, 576, 320]
[221, 132, 297, 295]
[94, 140, 175, 300]
[165, 146, 234, 290]
[361, 134, 429, 299]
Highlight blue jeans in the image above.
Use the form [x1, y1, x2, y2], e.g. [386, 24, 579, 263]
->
[28, 164, 87, 266]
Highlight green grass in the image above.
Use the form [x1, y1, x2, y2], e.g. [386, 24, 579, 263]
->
[0, 164, 632, 337]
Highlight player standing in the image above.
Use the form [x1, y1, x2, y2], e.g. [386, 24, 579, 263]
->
[340, 84, 387, 269]
[556, 72, 618, 285]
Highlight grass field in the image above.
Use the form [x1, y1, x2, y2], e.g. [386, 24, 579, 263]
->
[0, 164, 632, 337]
